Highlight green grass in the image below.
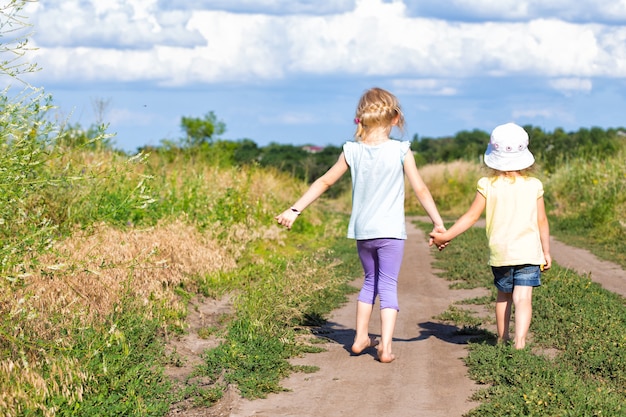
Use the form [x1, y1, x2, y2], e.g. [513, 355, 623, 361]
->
[0, 129, 361, 414]
[430, 226, 492, 289]
[64, 303, 173, 416]
[2, 106, 623, 414]
[417, 221, 626, 416]
[546, 145, 626, 269]
[191, 220, 360, 400]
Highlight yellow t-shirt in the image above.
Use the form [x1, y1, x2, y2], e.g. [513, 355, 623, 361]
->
[477, 176, 545, 267]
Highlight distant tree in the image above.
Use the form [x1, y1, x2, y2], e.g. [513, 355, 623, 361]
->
[411, 134, 435, 164]
[311, 145, 350, 197]
[180, 111, 226, 147]
[412, 134, 456, 164]
[453, 129, 489, 162]
[305, 145, 342, 181]
[486, 125, 622, 172]
[233, 139, 262, 164]
[258, 143, 309, 178]
[575, 126, 619, 159]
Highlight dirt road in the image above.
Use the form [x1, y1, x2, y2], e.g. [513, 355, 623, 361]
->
[178, 219, 626, 417]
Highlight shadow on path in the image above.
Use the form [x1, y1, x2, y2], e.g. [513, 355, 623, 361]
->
[311, 324, 379, 359]
[312, 319, 478, 359]
[413, 321, 478, 344]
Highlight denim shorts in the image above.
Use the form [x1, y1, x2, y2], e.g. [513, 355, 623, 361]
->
[492, 264, 542, 293]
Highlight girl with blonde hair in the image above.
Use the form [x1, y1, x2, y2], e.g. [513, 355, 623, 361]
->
[276, 87, 445, 362]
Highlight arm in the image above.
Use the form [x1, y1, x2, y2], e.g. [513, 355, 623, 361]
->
[537, 195, 552, 270]
[275, 152, 349, 229]
[403, 151, 445, 235]
[430, 191, 485, 249]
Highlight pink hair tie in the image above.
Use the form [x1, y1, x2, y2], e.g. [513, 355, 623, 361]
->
[354, 117, 360, 124]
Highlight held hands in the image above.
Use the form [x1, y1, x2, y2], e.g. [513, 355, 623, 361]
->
[429, 225, 449, 251]
[275, 208, 300, 230]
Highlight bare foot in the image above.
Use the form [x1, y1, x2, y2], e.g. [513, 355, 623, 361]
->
[377, 348, 396, 363]
[351, 336, 379, 354]
[497, 337, 510, 345]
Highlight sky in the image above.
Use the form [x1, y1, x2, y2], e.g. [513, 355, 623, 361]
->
[12, 0, 626, 152]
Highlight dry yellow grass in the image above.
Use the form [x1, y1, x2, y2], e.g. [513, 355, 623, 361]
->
[0, 357, 88, 417]
[17, 220, 236, 330]
[0, 219, 242, 415]
[408, 160, 485, 218]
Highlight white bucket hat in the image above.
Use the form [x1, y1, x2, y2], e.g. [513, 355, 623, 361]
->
[484, 122, 535, 171]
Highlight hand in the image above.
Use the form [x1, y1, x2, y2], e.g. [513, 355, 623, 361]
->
[429, 225, 449, 251]
[275, 209, 299, 230]
[541, 253, 552, 271]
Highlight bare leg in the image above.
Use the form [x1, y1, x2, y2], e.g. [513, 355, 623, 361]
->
[377, 308, 397, 363]
[351, 301, 378, 354]
[512, 286, 533, 349]
[495, 291, 513, 344]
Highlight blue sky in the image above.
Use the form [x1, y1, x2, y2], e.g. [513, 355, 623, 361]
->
[16, 0, 626, 152]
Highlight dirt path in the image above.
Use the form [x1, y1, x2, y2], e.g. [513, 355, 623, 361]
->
[176, 219, 626, 417]
[549, 237, 626, 297]
[230, 220, 485, 417]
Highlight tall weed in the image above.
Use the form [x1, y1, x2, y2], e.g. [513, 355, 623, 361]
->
[199, 236, 359, 400]
[546, 143, 626, 266]
[41, 149, 155, 228]
[0, 90, 154, 280]
[0, 90, 59, 280]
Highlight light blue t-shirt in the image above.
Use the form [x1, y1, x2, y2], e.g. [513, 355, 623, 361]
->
[343, 139, 411, 240]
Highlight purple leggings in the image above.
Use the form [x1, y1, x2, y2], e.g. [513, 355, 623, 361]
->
[356, 238, 405, 311]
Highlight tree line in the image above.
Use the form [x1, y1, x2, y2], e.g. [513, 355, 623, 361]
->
[138, 112, 625, 179]
[412, 126, 625, 172]
[64, 109, 625, 181]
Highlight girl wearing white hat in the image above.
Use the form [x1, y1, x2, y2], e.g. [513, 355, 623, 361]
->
[430, 122, 552, 349]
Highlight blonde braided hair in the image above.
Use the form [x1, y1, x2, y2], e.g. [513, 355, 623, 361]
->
[353, 87, 405, 139]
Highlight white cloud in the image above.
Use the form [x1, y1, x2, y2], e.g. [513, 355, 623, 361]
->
[108, 107, 157, 125]
[512, 107, 574, 124]
[22, 0, 626, 87]
[157, 0, 354, 15]
[31, 0, 203, 48]
[259, 112, 317, 125]
[549, 78, 593, 95]
[392, 79, 458, 96]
